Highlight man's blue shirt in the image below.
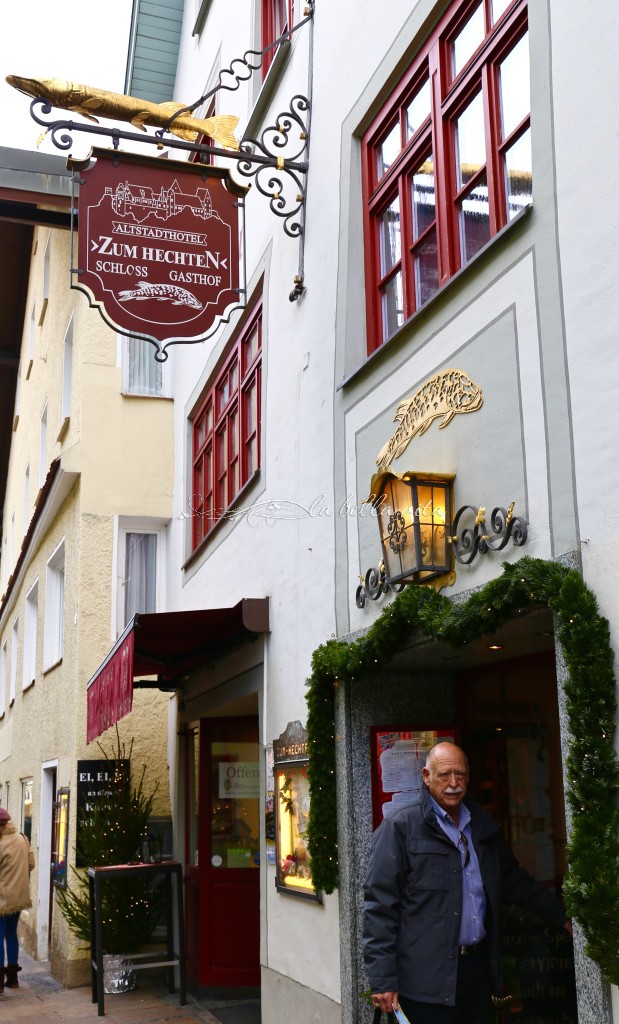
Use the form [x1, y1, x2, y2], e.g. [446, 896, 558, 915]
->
[430, 795, 487, 946]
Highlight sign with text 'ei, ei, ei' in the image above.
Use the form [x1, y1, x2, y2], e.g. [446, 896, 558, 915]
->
[74, 149, 247, 347]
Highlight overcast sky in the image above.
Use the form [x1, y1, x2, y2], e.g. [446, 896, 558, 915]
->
[0, 0, 134, 154]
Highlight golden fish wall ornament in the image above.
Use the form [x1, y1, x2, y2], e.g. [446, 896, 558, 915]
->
[376, 368, 483, 468]
[6, 75, 240, 150]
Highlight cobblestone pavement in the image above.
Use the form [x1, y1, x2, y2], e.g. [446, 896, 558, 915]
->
[0, 951, 261, 1024]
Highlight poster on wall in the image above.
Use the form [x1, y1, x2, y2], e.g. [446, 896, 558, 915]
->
[370, 727, 456, 829]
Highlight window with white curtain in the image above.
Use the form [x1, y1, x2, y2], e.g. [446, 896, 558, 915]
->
[122, 335, 164, 397]
[44, 540, 65, 669]
[23, 581, 38, 689]
[124, 532, 157, 624]
[114, 520, 167, 635]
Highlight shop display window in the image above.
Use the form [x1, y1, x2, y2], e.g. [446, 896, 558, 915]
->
[273, 721, 319, 900]
[52, 788, 70, 888]
[275, 764, 317, 898]
[21, 777, 33, 841]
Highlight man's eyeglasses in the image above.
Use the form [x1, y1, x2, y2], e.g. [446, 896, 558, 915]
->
[458, 830, 470, 867]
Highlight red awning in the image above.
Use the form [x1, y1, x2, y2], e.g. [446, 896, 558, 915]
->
[86, 599, 270, 743]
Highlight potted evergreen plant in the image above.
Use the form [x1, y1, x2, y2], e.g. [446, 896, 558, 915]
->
[57, 733, 163, 993]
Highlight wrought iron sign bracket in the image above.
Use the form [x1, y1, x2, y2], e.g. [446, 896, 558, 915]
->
[26, 1, 314, 300]
[450, 503, 528, 566]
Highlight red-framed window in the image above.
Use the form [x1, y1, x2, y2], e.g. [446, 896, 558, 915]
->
[362, 0, 530, 353]
[261, 0, 293, 79]
[190, 302, 262, 550]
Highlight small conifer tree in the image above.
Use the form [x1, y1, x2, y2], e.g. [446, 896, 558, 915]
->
[57, 731, 162, 954]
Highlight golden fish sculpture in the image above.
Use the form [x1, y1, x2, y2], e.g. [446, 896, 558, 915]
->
[376, 368, 484, 468]
[6, 75, 239, 150]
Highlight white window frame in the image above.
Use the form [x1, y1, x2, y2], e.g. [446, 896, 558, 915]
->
[39, 402, 48, 489]
[44, 539, 66, 671]
[23, 580, 39, 690]
[10, 617, 18, 705]
[112, 517, 167, 638]
[59, 314, 74, 439]
[118, 333, 166, 397]
[0, 642, 7, 717]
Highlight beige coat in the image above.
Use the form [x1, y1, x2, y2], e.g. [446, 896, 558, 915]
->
[0, 821, 35, 916]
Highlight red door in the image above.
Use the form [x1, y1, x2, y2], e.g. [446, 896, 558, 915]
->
[183, 726, 201, 982]
[189, 716, 260, 987]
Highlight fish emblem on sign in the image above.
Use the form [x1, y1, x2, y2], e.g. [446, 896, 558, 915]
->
[74, 148, 247, 347]
[376, 369, 484, 468]
[119, 282, 203, 309]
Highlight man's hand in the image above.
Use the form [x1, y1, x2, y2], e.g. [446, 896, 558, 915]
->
[372, 992, 399, 1014]
[564, 919, 573, 936]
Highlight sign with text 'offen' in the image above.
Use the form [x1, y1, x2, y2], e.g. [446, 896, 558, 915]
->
[74, 148, 247, 348]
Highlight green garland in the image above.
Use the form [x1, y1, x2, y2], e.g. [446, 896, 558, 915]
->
[305, 556, 619, 984]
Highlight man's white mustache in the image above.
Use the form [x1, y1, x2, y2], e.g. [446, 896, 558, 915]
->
[444, 787, 463, 794]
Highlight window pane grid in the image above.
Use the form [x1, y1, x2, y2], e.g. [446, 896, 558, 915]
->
[363, 0, 528, 352]
[191, 304, 262, 547]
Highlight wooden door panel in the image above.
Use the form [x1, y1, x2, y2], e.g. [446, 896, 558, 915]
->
[206, 878, 260, 972]
[198, 716, 260, 987]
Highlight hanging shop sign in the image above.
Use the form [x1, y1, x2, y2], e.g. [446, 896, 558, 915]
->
[72, 148, 247, 350]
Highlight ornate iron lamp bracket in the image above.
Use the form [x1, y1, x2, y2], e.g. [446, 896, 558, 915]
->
[356, 563, 405, 610]
[450, 503, 528, 565]
[26, 3, 314, 299]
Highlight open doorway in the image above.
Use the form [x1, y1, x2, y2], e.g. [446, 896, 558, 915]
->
[37, 761, 57, 960]
[459, 651, 577, 1023]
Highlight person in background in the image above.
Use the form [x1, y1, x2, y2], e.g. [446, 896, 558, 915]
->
[0, 806, 35, 993]
[363, 743, 572, 1023]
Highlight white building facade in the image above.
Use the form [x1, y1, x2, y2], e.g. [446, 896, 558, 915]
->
[33, 0, 619, 1021]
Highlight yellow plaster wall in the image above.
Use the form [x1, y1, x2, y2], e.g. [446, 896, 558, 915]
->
[0, 222, 174, 981]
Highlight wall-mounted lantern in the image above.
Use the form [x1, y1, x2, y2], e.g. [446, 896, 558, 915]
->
[357, 471, 454, 607]
[376, 472, 453, 584]
[356, 472, 528, 608]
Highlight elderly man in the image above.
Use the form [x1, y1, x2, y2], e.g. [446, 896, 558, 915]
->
[363, 743, 572, 1023]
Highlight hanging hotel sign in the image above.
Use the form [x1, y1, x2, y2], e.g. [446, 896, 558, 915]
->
[72, 148, 247, 352]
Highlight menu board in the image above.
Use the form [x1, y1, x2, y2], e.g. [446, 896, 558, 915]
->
[370, 727, 456, 829]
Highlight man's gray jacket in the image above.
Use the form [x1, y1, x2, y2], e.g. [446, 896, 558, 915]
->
[363, 787, 567, 1005]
